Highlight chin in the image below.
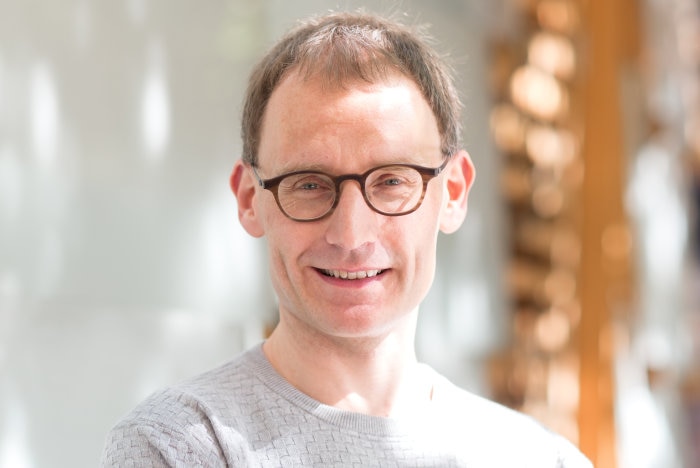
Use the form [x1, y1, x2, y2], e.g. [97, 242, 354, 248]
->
[320, 306, 413, 340]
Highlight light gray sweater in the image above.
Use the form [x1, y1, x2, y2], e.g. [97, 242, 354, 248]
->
[101, 344, 593, 467]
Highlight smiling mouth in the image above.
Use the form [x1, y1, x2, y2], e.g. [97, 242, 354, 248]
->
[320, 269, 385, 280]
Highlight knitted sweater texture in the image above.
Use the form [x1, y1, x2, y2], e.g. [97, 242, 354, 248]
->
[101, 345, 592, 467]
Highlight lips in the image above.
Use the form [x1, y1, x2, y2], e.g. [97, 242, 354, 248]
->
[321, 269, 384, 280]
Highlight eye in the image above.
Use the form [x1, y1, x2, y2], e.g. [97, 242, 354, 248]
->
[292, 175, 331, 191]
[380, 176, 403, 186]
[299, 181, 320, 190]
[280, 173, 334, 199]
[370, 167, 420, 189]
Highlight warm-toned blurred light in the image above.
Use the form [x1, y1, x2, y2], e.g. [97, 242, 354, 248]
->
[525, 356, 549, 396]
[515, 220, 580, 268]
[490, 41, 521, 96]
[675, 15, 700, 67]
[532, 182, 564, 217]
[513, 306, 539, 345]
[535, 307, 571, 352]
[543, 267, 577, 305]
[550, 227, 581, 268]
[521, 401, 580, 446]
[601, 223, 633, 261]
[510, 65, 568, 121]
[563, 299, 581, 327]
[561, 156, 585, 190]
[490, 104, 527, 154]
[686, 118, 700, 156]
[548, 353, 580, 413]
[508, 259, 547, 303]
[501, 164, 533, 202]
[515, 219, 553, 258]
[536, 0, 579, 34]
[525, 124, 578, 168]
[528, 31, 576, 80]
[508, 354, 531, 399]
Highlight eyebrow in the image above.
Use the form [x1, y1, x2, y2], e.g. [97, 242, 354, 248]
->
[264, 154, 443, 176]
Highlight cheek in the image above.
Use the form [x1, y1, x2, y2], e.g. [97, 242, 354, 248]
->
[416, 191, 444, 241]
[265, 230, 303, 306]
[258, 202, 297, 270]
[263, 215, 315, 280]
[414, 232, 439, 276]
[408, 198, 443, 270]
[390, 215, 440, 273]
[266, 225, 298, 268]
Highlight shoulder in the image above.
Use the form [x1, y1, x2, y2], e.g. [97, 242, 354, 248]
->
[426, 368, 593, 468]
[101, 346, 266, 467]
[100, 387, 228, 467]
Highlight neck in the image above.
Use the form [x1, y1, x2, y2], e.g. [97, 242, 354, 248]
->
[263, 310, 431, 417]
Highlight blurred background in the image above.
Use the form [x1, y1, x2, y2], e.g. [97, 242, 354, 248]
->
[0, 0, 698, 466]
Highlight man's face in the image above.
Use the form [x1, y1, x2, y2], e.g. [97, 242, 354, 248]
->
[236, 71, 471, 341]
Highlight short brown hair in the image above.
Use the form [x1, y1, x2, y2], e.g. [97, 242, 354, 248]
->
[241, 11, 462, 165]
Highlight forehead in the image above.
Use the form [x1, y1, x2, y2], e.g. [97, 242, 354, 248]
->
[257, 70, 442, 171]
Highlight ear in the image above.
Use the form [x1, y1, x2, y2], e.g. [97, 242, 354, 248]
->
[230, 160, 265, 238]
[440, 150, 475, 234]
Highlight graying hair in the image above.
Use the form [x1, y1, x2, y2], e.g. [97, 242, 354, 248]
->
[241, 11, 463, 165]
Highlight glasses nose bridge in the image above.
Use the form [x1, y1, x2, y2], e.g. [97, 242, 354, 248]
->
[332, 172, 372, 209]
[335, 172, 365, 187]
[334, 173, 368, 196]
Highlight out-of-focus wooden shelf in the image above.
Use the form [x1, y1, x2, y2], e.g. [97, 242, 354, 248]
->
[575, 0, 641, 466]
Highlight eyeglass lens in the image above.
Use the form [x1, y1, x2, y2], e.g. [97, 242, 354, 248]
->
[277, 165, 425, 220]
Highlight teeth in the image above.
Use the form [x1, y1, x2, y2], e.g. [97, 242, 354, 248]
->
[322, 269, 382, 279]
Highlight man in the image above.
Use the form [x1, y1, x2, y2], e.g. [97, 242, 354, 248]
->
[102, 11, 592, 467]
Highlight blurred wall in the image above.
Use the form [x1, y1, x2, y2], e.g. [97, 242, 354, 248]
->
[0, 1, 508, 467]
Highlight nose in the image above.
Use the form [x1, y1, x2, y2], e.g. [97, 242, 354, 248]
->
[323, 180, 379, 250]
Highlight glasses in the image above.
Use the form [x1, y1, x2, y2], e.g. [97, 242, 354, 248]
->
[251, 159, 449, 222]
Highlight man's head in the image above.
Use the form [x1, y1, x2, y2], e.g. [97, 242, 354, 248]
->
[231, 11, 474, 344]
[240, 11, 463, 166]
